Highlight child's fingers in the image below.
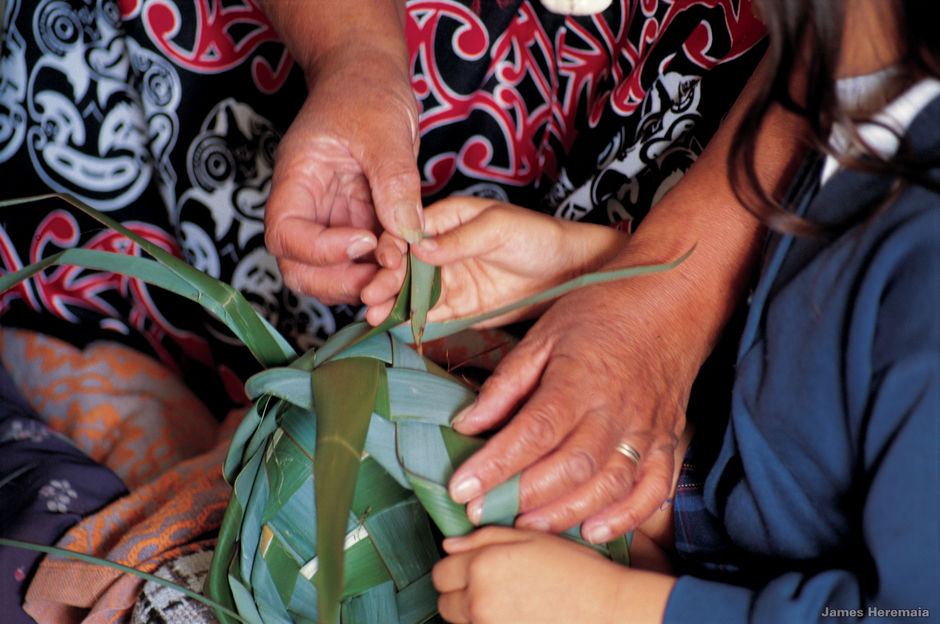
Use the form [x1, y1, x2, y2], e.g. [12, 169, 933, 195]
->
[361, 263, 406, 305]
[421, 195, 494, 236]
[361, 262, 408, 326]
[432, 551, 473, 594]
[364, 299, 395, 326]
[413, 207, 507, 266]
[441, 526, 532, 554]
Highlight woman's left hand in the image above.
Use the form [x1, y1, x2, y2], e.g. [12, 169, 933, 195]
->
[431, 527, 675, 624]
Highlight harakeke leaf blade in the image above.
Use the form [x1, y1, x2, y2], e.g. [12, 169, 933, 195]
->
[0, 248, 199, 302]
[0, 194, 295, 367]
[409, 253, 438, 349]
[311, 357, 383, 624]
[390, 246, 696, 343]
[315, 259, 413, 364]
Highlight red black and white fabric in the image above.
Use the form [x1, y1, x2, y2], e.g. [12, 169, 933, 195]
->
[0, 0, 766, 409]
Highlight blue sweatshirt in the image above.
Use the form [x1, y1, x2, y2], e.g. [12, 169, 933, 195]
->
[664, 89, 940, 622]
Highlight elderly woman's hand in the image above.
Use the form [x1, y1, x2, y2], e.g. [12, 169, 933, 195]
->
[438, 171, 766, 541]
[260, 0, 422, 305]
[440, 55, 805, 540]
[445, 270, 702, 542]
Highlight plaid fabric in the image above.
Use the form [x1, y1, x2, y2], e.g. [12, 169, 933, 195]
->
[671, 437, 746, 582]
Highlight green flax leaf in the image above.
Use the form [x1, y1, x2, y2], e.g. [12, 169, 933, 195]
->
[0, 194, 295, 367]
[404, 472, 475, 537]
[0, 248, 199, 302]
[244, 367, 313, 408]
[408, 253, 437, 348]
[317, 250, 441, 361]
[479, 474, 521, 526]
[315, 261, 413, 364]
[0, 538, 249, 623]
[311, 357, 383, 624]
[389, 246, 696, 344]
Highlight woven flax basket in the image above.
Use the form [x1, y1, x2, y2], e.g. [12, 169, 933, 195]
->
[0, 194, 683, 624]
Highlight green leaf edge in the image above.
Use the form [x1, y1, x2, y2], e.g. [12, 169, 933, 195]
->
[389, 245, 696, 343]
[0, 194, 295, 368]
[0, 537, 249, 623]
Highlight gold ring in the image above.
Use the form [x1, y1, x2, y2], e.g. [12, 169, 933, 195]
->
[615, 441, 641, 466]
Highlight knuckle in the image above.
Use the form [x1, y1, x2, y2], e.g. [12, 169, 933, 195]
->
[538, 506, 581, 534]
[465, 554, 489, 586]
[559, 448, 598, 488]
[607, 508, 642, 536]
[476, 452, 517, 487]
[635, 473, 674, 512]
[518, 407, 563, 453]
[280, 267, 305, 295]
[594, 466, 635, 502]
[373, 165, 421, 197]
[479, 366, 515, 395]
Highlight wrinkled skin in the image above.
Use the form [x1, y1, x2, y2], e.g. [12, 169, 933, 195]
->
[448, 272, 700, 542]
[259, 0, 804, 543]
[362, 198, 689, 541]
[430, 56, 803, 541]
[361, 193, 715, 541]
[261, 0, 421, 305]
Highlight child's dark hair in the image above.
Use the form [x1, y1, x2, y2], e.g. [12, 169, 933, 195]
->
[729, 0, 940, 235]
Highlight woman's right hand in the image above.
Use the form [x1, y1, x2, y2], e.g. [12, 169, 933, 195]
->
[360, 196, 630, 327]
[260, 0, 422, 305]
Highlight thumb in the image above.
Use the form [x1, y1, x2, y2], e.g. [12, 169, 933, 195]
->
[412, 207, 505, 266]
[359, 125, 424, 244]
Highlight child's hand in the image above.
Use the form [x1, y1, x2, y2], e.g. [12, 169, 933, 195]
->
[360, 197, 628, 327]
[431, 527, 674, 624]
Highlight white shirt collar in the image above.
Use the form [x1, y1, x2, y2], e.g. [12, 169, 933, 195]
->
[821, 74, 940, 184]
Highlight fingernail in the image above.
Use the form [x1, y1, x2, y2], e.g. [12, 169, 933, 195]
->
[397, 204, 423, 244]
[466, 498, 483, 525]
[415, 237, 437, 252]
[450, 476, 482, 503]
[347, 237, 376, 259]
[401, 227, 422, 245]
[451, 404, 473, 426]
[583, 524, 612, 544]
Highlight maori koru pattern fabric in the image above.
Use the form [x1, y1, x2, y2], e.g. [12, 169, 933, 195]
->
[0, 0, 765, 408]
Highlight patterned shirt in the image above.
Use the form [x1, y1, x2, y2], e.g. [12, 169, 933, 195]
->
[0, 0, 766, 408]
